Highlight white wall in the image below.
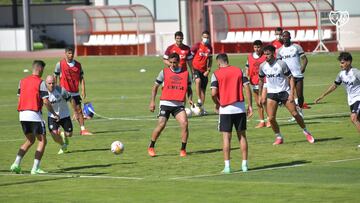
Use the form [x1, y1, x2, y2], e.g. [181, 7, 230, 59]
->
[338, 16, 360, 50]
[0, 28, 30, 51]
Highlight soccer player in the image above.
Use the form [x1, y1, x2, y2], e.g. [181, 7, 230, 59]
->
[259, 45, 315, 145]
[271, 27, 283, 52]
[163, 31, 193, 72]
[245, 40, 270, 128]
[54, 47, 92, 136]
[315, 52, 360, 139]
[191, 30, 213, 112]
[10, 60, 60, 174]
[277, 31, 308, 120]
[45, 75, 73, 154]
[148, 53, 194, 157]
[211, 53, 253, 174]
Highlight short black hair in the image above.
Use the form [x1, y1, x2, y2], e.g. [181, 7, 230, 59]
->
[65, 46, 75, 53]
[175, 31, 184, 38]
[168, 53, 180, 61]
[282, 30, 291, 37]
[275, 27, 283, 32]
[338, 52, 353, 62]
[216, 53, 229, 64]
[202, 30, 210, 35]
[33, 60, 46, 68]
[253, 40, 263, 46]
[263, 45, 276, 53]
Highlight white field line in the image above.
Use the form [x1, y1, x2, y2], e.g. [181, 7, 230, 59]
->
[327, 157, 360, 163]
[0, 173, 143, 180]
[170, 164, 306, 180]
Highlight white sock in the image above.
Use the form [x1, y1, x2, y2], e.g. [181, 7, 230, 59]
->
[224, 160, 230, 168]
[80, 126, 85, 131]
[14, 155, 22, 166]
[295, 98, 299, 105]
[275, 133, 283, 138]
[32, 159, 40, 170]
[259, 120, 265, 123]
[242, 160, 247, 166]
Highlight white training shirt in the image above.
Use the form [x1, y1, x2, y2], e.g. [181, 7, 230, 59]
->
[277, 43, 305, 78]
[210, 70, 249, 114]
[259, 59, 292, 94]
[18, 81, 48, 122]
[155, 67, 192, 107]
[47, 86, 71, 119]
[334, 67, 360, 105]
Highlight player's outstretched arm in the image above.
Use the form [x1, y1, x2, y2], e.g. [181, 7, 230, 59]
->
[314, 84, 338, 104]
[187, 86, 194, 106]
[211, 88, 220, 114]
[149, 84, 159, 112]
[81, 77, 86, 100]
[43, 98, 59, 121]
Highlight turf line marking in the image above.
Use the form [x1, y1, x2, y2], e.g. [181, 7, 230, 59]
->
[170, 164, 305, 180]
[0, 173, 144, 180]
[327, 157, 360, 163]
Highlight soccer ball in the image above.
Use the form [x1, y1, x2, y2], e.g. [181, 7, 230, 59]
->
[185, 107, 192, 117]
[111, 141, 124, 155]
[191, 104, 203, 116]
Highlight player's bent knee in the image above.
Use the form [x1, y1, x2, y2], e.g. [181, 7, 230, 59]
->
[66, 132, 72, 137]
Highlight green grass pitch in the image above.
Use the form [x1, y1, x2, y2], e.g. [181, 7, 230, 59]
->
[0, 53, 359, 202]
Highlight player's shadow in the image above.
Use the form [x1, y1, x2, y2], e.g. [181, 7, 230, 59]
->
[55, 162, 136, 173]
[188, 147, 239, 155]
[93, 128, 140, 135]
[249, 160, 311, 171]
[0, 177, 72, 187]
[156, 147, 239, 157]
[287, 136, 342, 144]
[69, 148, 109, 153]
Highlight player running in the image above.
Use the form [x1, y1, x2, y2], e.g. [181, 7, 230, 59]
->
[148, 53, 194, 157]
[277, 31, 308, 120]
[315, 52, 360, 144]
[54, 47, 92, 136]
[45, 75, 73, 154]
[211, 53, 253, 173]
[163, 31, 193, 72]
[11, 60, 60, 174]
[245, 40, 270, 128]
[190, 30, 213, 113]
[259, 45, 315, 145]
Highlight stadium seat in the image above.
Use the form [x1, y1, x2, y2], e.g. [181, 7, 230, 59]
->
[294, 30, 305, 41]
[96, 35, 105, 45]
[323, 29, 332, 40]
[221, 32, 235, 43]
[234, 31, 244, 42]
[128, 34, 138, 45]
[112, 34, 121, 45]
[144, 34, 151, 43]
[304, 30, 315, 41]
[83, 35, 97, 46]
[260, 31, 270, 42]
[314, 30, 319, 40]
[251, 31, 261, 42]
[119, 34, 128, 45]
[138, 34, 145, 44]
[269, 30, 276, 41]
[103, 35, 113, 45]
[243, 31, 252, 42]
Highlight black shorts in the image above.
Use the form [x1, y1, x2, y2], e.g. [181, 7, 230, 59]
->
[350, 101, 360, 114]
[158, 105, 185, 119]
[20, 121, 46, 135]
[193, 70, 208, 90]
[48, 116, 73, 132]
[267, 91, 289, 104]
[72, 95, 82, 105]
[294, 77, 304, 83]
[218, 113, 247, 132]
